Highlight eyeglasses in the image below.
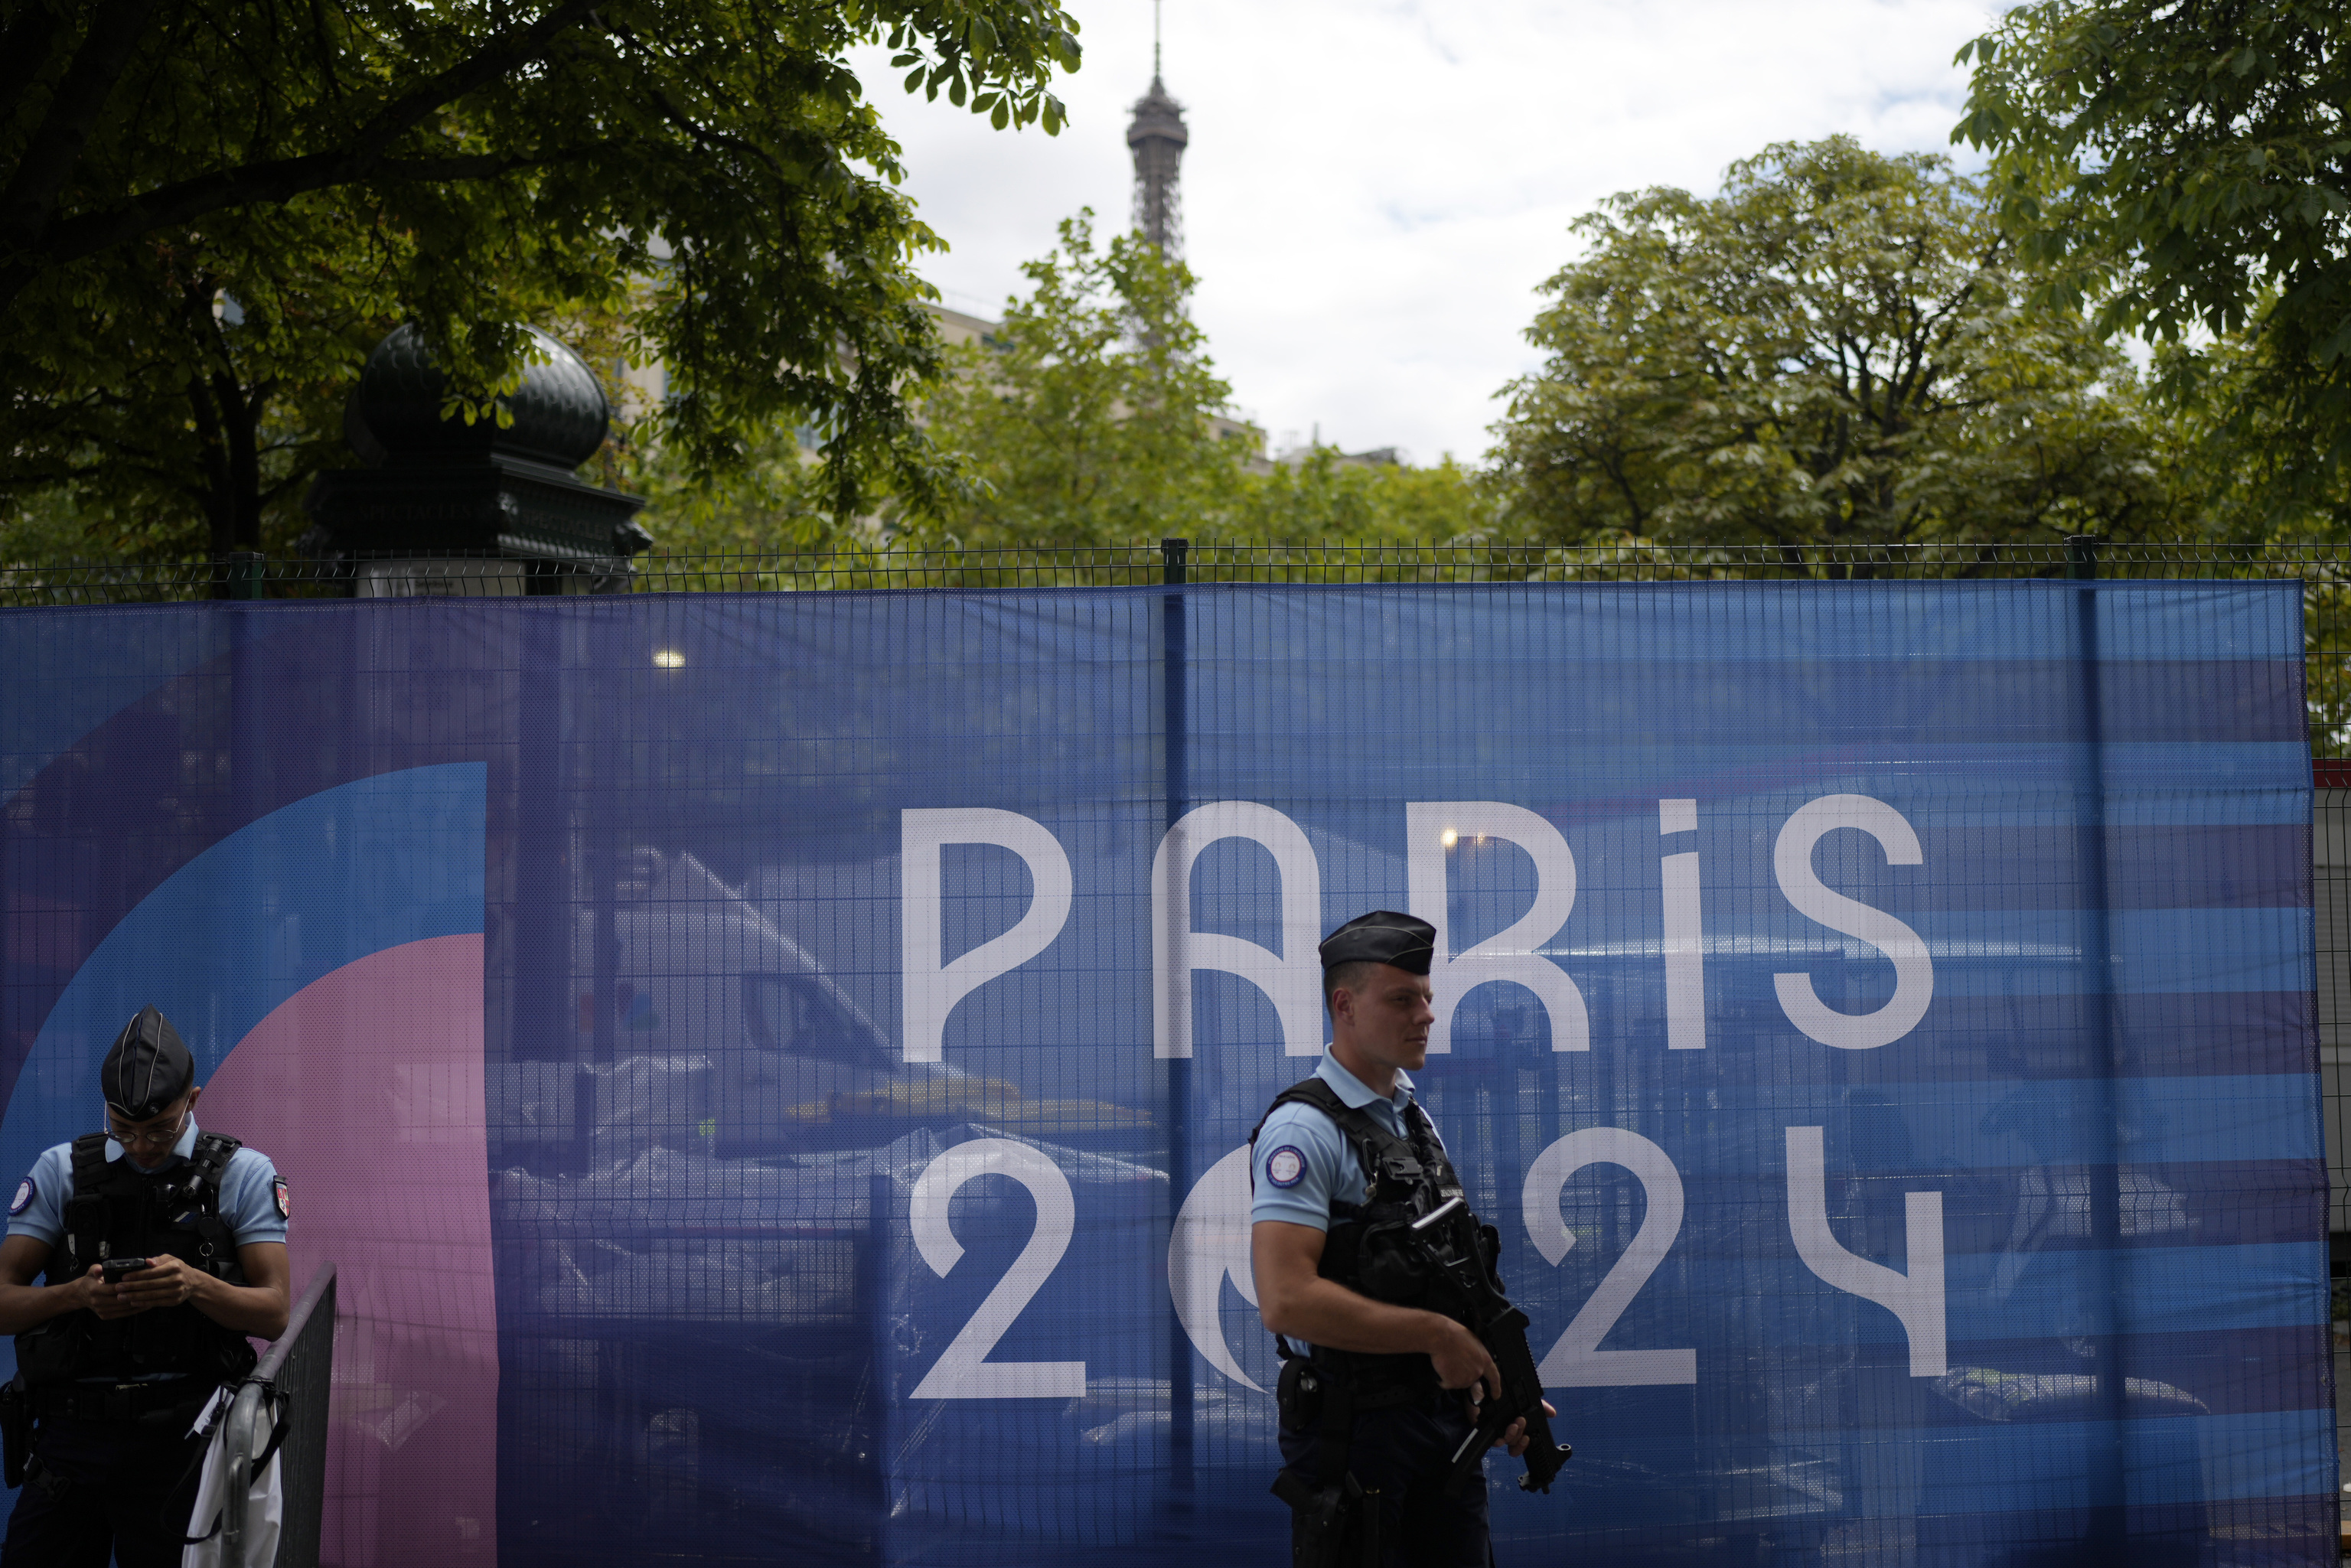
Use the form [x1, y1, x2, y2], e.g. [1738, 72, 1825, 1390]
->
[105, 1107, 187, 1151]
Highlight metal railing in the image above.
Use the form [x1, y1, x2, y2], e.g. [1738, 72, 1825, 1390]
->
[220, 1263, 336, 1568]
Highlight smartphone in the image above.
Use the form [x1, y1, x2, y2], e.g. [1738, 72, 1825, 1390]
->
[99, 1257, 149, 1283]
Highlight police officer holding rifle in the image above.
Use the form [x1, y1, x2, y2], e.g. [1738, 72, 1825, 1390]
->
[0, 1007, 290, 1567]
[1250, 911, 1570, 1568]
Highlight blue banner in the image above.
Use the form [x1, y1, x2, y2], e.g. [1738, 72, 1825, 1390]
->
[0, 581, 2329, 1566]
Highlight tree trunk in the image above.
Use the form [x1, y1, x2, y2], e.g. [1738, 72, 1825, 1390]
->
[178, 282, 265, 578]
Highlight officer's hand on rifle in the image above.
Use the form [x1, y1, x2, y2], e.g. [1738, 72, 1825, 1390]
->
[1493, 1401, 1559, 1458]
[1428, 1319, 1503, 1410]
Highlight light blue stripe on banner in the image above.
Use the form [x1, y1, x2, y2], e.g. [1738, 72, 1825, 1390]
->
[1195, 743, 2310, 822]
[2103, 747, 2314, 814]
[1733, 1243, 2325, 1348]
[2119, 908, 2316, 993]
[1198, 581, 2304, 663]
[1960, 1240, 2321, 1341]
[1678, 1077, 2317, 1172]
[1890, 1410, 2335, 1517]
[1803, 908, 2318, 997]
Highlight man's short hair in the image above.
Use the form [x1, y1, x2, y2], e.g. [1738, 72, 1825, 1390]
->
[1323, 960, 1378, 1018]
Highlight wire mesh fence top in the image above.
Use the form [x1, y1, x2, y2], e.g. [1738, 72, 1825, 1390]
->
[10, 540, 2351, 605]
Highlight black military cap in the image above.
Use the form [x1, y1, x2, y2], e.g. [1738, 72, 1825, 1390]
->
[101, 1006, 194, 1120]
[1317, 911, 1437, 976]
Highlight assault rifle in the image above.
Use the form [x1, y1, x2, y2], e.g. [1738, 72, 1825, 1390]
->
[1401, 1196, 1573, 1494]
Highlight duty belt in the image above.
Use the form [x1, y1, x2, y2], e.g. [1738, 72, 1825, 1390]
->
[31, 1378, 206, 1423]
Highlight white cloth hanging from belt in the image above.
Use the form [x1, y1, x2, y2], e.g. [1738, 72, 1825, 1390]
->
[181, 1384, 281, 1568]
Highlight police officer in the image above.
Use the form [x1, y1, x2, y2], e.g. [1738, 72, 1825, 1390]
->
[0, 1006, 290, 1567]
[1250, 912, 1550, 1568]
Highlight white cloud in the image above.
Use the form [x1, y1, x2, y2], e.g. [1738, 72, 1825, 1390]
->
[856, 0, 2001, 464]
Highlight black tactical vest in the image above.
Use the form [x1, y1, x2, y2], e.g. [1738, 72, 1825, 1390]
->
[15, 1131, 257, 1390]
[1249, 1077, 1487, 1400]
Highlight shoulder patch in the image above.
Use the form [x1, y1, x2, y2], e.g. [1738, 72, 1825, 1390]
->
[8, 1178, 30, 1217]
[272, 1176, 289, 1221]
[1264, 1146, 1307, 1188]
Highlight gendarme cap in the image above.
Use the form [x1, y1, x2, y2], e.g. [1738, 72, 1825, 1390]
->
[101, 1006, 194, 1120]
[1317, 911, 1437, 976]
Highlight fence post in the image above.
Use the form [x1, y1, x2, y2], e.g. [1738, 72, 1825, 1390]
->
[1159, 536, 1192, 1509]
[2066, 536, 2127, 1561]
[864, 1169, 892, 1558]
[2066, 534, 2102, 581]
[211, 551, 266, 601]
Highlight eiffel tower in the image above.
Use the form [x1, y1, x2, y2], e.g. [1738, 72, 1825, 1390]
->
[1125, 1, 1187, 257]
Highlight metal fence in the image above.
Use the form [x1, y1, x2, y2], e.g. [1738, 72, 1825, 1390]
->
[8, 538, 2351, 749]
[220, 1263, 337, 1568]
[10, 537, 2351, 591]
[7, 540, 2349, 1542]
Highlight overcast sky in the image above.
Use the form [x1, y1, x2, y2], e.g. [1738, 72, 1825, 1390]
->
[853, 0, 2002, 465]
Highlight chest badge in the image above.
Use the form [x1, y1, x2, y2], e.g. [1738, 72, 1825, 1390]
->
[1266, 1146, 1306, 1188]
[7, 1178, 30, 1217]
[272, 1176, 290, 1221]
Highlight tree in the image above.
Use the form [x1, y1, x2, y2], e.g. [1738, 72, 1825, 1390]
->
[2, 206, 389, 559]
[901, 211, 1494, 553]
[1956, 2, 2351, 527]
[899, 211, 1242, 548]
[1218, 451, 1498, 545]
[0, 0, 1081, 556]
[626, 420, 852, 558]
[1491, 137, 2183, 557]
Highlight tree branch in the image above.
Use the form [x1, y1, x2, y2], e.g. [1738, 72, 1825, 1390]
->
[0, 1, 70, 139]
[0, 0, 159, 254]
[0, 0, 606, 308]
[19, 143, 597, 291]
[323, 0, 608, 168]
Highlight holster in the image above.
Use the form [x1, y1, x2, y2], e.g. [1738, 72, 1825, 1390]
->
[1270, 1352, 1383, 1568]
[1272, 1465, 1362, 1568]
[2, 1374, 28, 1490]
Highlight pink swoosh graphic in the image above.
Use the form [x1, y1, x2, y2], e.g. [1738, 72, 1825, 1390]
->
[200, 934, 495, 1566]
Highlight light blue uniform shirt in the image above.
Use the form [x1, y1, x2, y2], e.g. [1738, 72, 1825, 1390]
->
[1250, 1048, 1443, 1231]
[6, 1117, 286, 1252]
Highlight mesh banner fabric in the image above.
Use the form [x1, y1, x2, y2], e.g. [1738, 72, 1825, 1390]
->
[0, 580, 2330, 1566]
